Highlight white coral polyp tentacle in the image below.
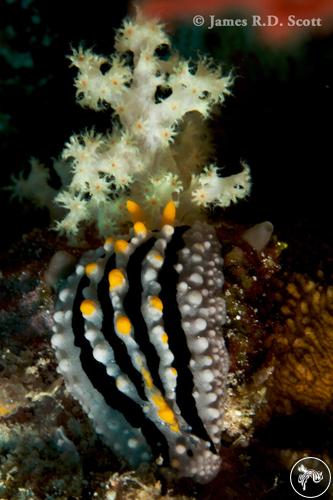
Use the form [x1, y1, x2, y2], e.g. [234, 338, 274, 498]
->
[168, 59, 233, 119]
[115, 15, 170, 54]
[71, 47, 132, 110]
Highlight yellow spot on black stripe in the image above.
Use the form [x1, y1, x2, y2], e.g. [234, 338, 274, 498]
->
[150, 296, 163, 311]
[152, 251, 163, 261]
[108, 268, 125, 290]
[161, 332, 168, 344]
[114, 239, 129, 253]
[152, 394, 179, 432]
[133, 221, 147, 236]
[85, 262, 97, 275]
[80, 299, 96, 316]
[116, 315, 131, 335]
[141, 368, 153, 389]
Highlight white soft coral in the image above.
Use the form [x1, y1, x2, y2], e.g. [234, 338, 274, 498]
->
[8, 158, 59, 215]
[10, 11, 251, 239]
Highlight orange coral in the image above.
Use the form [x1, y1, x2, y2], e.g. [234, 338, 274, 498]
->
[268, 274, 333, 412]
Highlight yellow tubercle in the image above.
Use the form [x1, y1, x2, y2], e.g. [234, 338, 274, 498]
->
[80, 299, 97, 316]
[152, 394, 179, 432]
[116, 315, 132, 335]
[141, 368, 153, 389]
[85, 262, 97, 276]
[134, 221, 148, 237]
[170, 367, 177, 377]
[105, 236, 114, 245]
[161, 200, 176, 226]
[108, 268, 125, 290]
[161, 332, 168, 344]
[114, 239, 129, 253]
[151, 251, 163, 262]
[126, 200, 145, 222]
[150, 296, 163, 311]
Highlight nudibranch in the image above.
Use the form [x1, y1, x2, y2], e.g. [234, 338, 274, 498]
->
[51, 201, 229, 483]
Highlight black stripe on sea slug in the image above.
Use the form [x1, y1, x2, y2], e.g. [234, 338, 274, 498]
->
[123, 237, 165, 394]
[158, 226, 216, 452]
[72, 274, 171, 464]
[98, 253, 147, 401]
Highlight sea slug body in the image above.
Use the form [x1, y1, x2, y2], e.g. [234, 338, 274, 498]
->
[51, 206, 229, 483]
[40, 11, 244, 484]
